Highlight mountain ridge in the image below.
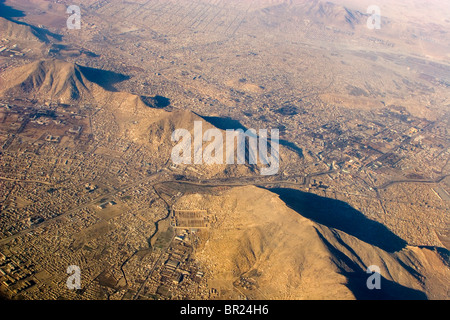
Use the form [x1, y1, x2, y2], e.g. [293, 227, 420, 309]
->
[0, 16, 61, 43]
[179, 185, 449, 299]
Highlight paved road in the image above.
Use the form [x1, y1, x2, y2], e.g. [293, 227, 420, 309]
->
[374, 174, 450, 190]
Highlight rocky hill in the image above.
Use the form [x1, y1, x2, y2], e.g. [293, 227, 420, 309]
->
[175, 186, 449, 299]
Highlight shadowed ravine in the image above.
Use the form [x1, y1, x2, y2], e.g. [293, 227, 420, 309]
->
[270, 187, 408, 253]
[0, 0, 24, 19]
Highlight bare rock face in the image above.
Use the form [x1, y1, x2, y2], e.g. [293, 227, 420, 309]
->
[1, 60, 90, 102]
[0, 17, 51, 43]
[175, 186, 449, 300]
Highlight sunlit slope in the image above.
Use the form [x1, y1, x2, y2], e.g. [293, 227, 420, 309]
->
[177, 186, 449, 299]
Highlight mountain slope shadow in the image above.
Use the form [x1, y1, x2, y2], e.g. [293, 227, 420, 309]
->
[316, 230, 427, 300]
[270, 188, 407, 253]
[11, 19, 63, 42]
[200, 115, 304, 158]
[0, 0, 62, 43]
[77, 65, 130, 92]
[140, 95, 171, 109]
[0, 0, 25, 19]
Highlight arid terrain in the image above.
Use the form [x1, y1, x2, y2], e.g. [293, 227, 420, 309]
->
[0, 0, 448, 300]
